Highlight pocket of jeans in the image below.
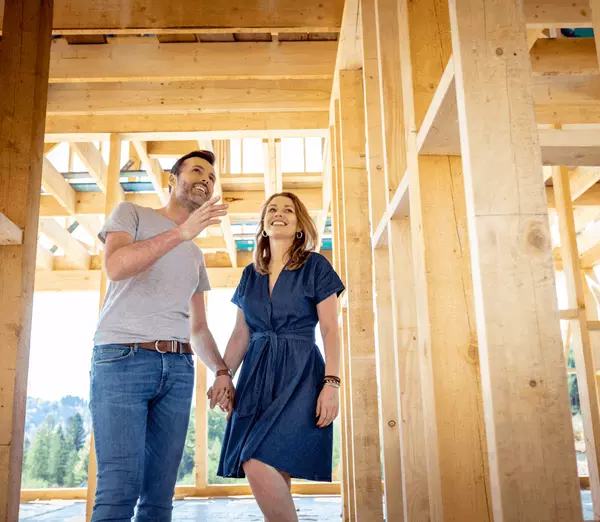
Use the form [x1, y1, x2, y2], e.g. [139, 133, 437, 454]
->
[182, 354, 195, 369]
[93, 345, 134, 365]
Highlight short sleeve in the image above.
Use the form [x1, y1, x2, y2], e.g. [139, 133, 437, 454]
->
[231, 265, 251, 308]
[98, 202, 139, 244]
[314, 254, 345, 304]
[196, 251, 211, 293]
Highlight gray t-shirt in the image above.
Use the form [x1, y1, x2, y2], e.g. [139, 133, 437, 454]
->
[93, 202, 211, 345]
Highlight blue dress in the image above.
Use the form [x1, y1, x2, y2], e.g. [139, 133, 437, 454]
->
[217, 252, 345, 481]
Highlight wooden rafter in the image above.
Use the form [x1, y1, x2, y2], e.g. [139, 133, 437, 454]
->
[38, 218, 91, 270]
[0, 213, 23, 245]
[41, 157, 99, 241]
[70, 142, 109, 193]
[131, 140, 169, 205]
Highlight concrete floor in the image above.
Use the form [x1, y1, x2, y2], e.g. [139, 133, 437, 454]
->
[19, 496, 342, 521]
[18, 492, 595, 521]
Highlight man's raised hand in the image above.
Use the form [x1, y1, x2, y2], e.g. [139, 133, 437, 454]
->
[178, 196, 229, 241]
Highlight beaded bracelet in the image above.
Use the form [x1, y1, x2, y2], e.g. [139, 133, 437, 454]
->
[323, 375, 341, 388]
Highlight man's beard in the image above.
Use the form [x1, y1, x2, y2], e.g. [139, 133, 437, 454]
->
[176, 181, 207, 212]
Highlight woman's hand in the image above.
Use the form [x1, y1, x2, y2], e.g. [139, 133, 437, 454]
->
[316, 384, 339, 428]
[207, 375, 235, 412]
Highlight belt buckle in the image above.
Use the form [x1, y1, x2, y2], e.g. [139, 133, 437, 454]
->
[155, 340, 166, 354]
[171, 340, 178, 353]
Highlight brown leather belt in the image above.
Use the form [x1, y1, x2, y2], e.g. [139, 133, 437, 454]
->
[123, 341, 193, 355]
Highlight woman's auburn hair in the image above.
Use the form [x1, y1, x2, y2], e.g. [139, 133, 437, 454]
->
[253, 192, 319, 275]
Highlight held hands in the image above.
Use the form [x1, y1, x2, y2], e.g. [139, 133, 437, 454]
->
[207, 374, 235, 417]
[316, 384, 340, 428]
[179, 196, 229, 241]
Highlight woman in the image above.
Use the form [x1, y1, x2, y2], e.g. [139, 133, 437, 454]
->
[213, 192, 344, 521]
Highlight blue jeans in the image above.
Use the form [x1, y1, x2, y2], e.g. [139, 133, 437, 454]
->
[90, 344, 195, 522]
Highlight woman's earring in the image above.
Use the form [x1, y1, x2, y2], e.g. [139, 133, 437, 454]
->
[262, 230, 268, 238]
[296, 231, 303, 239]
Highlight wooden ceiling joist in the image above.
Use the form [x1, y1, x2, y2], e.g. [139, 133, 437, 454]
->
[39, 188, 323, 219]
[45, 112, 329, 141]
[0, 0, 344, 34]
[48, 38, 337, 83]
[530, 38, 598, 75]
[47, 79, 332, 116]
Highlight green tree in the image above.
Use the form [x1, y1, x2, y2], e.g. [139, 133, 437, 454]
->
[208, 408, 226, 442]
[67, 413, 86, 452]
[21, 436, 32, 485]
[567, 345, 581, 416]
[177, 409, 195, 482]
[48, 425, 69, 486]
[28, 423, 53, 484]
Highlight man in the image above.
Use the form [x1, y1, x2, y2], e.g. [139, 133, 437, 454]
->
[90, 150, 234, 522]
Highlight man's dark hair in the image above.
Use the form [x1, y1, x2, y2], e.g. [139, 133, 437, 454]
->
[170, 150, 215, 176]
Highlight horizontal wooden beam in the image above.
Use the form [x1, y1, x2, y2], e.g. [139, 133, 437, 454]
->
[48, 38, 336, 83]
[0, 213, 23, 245]
[418, 60, 600, 162]
[45, 112, 329, 141]
[0, 0, 344, 34]
[20, 481, 341, 502]
[39, 188, 324, 218]
[546, 184, 600, 208]
[33, 267, 245, 291]
[193, 237, 227, 251]
[535, 73, 600, 125]
[523, 0, 592, 28]
[530, 38, 598, 75]
[0, 0, 586, 35]
[540, 128, 600, 166]
[47, 79, 332, 115]
[34, 269, 101, 291]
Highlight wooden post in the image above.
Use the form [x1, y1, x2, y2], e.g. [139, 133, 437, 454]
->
[394, 0, 492, 518]
[338, 70, 384, 522]
[332, 104, 356, 521]
[195, 294, 209, 488]
[360, 1, 406, 520]
[374, 0, 406, 196]
[552, 165, 600, 517]
[329, 123, 351, 522]
[0, 0, 53, 518]
[387, 220, 429, 521]
[449, 1, 582, 520]
[86, 134, 125, 521]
